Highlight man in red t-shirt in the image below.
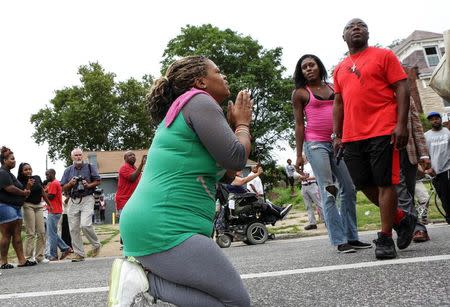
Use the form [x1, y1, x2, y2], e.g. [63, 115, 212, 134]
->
[45, 169, 72, 261]
[333, 18, 417, 260]
[115, 151, 146, 217]
[115, 151, 146, 248]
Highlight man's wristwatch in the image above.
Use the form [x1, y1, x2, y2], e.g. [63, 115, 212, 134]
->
[331, 133, 341, 140]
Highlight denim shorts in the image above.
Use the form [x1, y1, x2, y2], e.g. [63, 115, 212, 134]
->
[0, 203, 23, 224]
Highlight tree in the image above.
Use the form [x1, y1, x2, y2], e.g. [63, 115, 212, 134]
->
[161, 24, 294, 164]
[31, 63, 154, 164]
[387, 38, 405, 50]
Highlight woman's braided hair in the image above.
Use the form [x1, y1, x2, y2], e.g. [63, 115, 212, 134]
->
[0, 146, 13, 165]
[147, 55, 209, 124]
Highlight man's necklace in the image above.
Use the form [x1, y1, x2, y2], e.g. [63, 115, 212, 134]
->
[349, 53, 362, 73]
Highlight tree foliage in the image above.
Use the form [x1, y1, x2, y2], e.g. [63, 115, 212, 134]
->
[31, 63, 153, 165]
[161, 24, 294, 164]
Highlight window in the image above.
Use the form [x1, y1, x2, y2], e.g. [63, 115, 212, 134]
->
[424, 46, 440, 67]
[444, 99, 450, 107]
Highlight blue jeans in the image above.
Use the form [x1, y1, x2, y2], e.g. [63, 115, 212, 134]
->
[46, 213, 70, 259]
[304, 141, 358, 246]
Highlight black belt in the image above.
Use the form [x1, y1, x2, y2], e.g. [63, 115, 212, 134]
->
[302, 181, 316, 186]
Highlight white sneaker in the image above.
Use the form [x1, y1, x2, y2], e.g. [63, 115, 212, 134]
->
[280, 204, 293, 219]
[108, 258, 151, 307]
[39, 258, 50, 264]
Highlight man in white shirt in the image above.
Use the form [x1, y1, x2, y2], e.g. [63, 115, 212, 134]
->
[424, 112, 450, 224]
[299, 156, 323, 230]
[247, 165, 292, 218]
[246, 166, 264, 197]
[285, 159, 296, 196]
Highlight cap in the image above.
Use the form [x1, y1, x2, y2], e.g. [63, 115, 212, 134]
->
[427, 111, 441, 119]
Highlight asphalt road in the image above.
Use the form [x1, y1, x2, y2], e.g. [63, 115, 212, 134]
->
[1, 224, 449, 306]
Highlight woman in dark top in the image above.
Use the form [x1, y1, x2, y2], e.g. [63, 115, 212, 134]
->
[0, 146, 36, 268]
[17, 162, 51, 263]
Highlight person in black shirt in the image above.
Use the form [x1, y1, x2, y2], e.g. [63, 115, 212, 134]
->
[17, 163, 51, 263]
[0, 146, 36, 269]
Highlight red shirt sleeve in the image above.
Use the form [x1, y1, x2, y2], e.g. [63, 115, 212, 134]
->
[333, 64, 342, 94]
[384, 50, 407, 85]
[47, 181, 58, 195]
[119, 164, 135, 181]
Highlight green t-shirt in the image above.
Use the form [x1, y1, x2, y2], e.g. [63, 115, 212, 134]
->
[120, 113, 225, 256]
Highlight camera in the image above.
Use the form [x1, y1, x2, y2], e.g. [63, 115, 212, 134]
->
[93, 187, 103, 196]
[72, 176, 85, 193]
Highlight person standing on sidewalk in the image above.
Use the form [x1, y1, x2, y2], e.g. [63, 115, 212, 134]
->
[115, 151, 146, 249]
[298, 155, 322, 230]
[293, 54, 371, 253]
[44, 169, 73, 261]
[333, 18, 417, 259]
[61, 148, 101, 262]
[285, 159, 296, 196]
[396, 100, 431, 242]
[115, 151, 145, 220]
[17, 162, 51, 264]
[424, 112, 450, 224]
[0, 146, 36, 269]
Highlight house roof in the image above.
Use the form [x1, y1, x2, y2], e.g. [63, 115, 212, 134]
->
[393, 30, 443, 54]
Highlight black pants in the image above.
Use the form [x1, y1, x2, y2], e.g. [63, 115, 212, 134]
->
[432, 169, 450, 223]
[396, 150, 426, 232]
[61, 213, 72, 248]
[288, 177, 295, 188]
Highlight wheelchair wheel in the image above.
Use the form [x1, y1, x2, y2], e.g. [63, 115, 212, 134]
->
[216, 234, 232, 248]
[242, 239, 251, 245]
[246, 222, 268, 245]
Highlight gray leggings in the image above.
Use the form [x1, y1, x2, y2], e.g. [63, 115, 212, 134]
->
[136, 234, 251, 307]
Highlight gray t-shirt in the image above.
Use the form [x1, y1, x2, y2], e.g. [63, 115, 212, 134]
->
[285, 164, 296, 178]
[424, 127, 450, 174]
[60, 163, 101, 197]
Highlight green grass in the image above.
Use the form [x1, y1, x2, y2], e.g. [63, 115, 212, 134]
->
[268, 187, 306, 210]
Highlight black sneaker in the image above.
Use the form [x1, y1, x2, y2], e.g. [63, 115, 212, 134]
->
[373, 232, 397, 259]
[348, 240, 372, 249]
[304, 224, 318, 230]
[337, 243, 356, 253]
[393, 212, 417, 250]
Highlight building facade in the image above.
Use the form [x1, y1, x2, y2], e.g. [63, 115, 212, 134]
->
[393, 30, 449, 117]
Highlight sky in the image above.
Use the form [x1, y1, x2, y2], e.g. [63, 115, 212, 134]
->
[1, 0, 449, 179]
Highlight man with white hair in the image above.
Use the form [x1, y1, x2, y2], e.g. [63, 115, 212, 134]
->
[61, 148, 101, 262]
